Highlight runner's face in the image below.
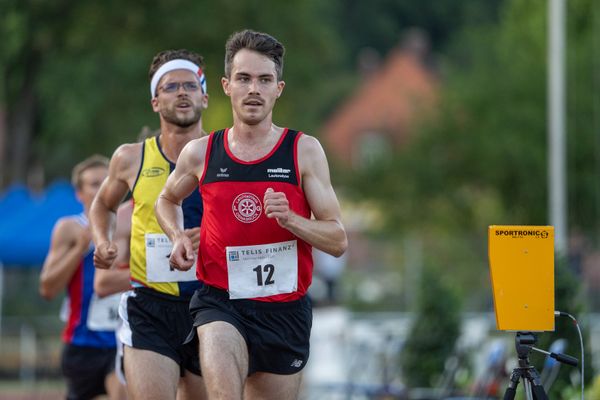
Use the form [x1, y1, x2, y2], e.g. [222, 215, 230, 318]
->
[222, 49, 284, 125]
[77, 166, 108, 208]
[152, 69, 208, 128]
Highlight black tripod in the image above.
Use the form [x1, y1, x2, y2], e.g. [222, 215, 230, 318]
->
[503, 332, 578, 400]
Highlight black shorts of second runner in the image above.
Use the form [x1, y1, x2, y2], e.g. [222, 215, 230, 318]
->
[119, 288, 200, 376]
[61, 343, 116, 400]
[188, 282, 313, 375]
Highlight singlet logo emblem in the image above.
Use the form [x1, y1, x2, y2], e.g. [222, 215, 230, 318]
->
[141, 167, 165, 177]
[217, 167, 230, 178]
[232, 192, 262, 223]
[267, 167, 291, 179]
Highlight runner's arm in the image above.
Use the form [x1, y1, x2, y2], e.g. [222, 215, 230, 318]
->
[155, 138, 207, 270]
[155, 138, 206, 242]
[93, 201, 132, 297]
[90, 144, 138, 269]
[39, 219, 90, 299]
[94, 268, 131, 298]
[265, 135, 347, 257]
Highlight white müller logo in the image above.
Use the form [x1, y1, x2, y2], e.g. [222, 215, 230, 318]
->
[232, 192, 262, 223]
[267, 167, 291, 178]
[267, 168, 291, 173]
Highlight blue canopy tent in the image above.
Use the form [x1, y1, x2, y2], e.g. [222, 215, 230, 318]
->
[0, 182, 82, 363]
[0, 181, 82, 267]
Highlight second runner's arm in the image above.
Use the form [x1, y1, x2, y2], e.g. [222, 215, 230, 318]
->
[155, 138, 208, 270]
[90, 144, 138, 269]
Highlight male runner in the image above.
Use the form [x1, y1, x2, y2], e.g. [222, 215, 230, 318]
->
[90, 49, 208, 400]
[156, 30, 347, 400]
[40, 155, 125, 400]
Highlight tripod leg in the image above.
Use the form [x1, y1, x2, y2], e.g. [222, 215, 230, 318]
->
[531, 385, 549, 400]
[523, 378, 534, 400]
[503, 370, 521, 400]
[527, 366, 549, 400]
[503, 387, 517, 400]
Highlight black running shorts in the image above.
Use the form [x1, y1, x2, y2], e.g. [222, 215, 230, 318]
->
[119, 288, 200, 376]
[61, 344, 116, 400]
[188, 283, 312, 375]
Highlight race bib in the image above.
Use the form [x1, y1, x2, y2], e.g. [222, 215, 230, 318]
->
[145, 233, 197, 283]
[87, 293, 121, 331]
[226, 240, 298, 299]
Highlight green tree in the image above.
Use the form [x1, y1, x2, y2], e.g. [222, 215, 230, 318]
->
[343, 0, 599, 304]
[1, 1, 514, 187]
[333, 0, 503, 58]
[0, 0, 344, 186]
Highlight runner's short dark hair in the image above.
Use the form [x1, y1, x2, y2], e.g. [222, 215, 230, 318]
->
[224, 30, 285, 80]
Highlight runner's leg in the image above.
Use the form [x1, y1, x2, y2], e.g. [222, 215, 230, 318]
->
[124, 346, 179, 400]
[176, 372, 207, 400]
[105, 371, 127, 400]
[244, 371, 302, 400]
[197, 321, 248, 399]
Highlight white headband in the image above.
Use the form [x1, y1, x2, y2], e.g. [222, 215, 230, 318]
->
[150, 59, 207, 98]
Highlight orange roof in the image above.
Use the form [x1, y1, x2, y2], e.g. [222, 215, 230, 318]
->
[322, 47, 438, 165]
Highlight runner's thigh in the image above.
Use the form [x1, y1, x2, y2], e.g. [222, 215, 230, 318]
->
[124, 346, 179, 400]
[244, 371, 303, 400]
[176, 371, 207, 400]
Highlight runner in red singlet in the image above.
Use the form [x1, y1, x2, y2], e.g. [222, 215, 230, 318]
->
[156, 30, 347, 400]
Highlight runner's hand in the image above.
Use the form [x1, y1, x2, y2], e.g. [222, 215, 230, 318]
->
[170, 234, 195, 271]
[184, 227, 201, 253]
[94, 242, 118, 269]
[264, 187, 291, 227]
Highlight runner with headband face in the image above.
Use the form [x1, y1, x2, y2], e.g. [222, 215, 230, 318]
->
[90, 49, 209, 400]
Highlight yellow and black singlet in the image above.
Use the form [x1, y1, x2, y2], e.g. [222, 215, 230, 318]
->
[129, 136, 202, 298]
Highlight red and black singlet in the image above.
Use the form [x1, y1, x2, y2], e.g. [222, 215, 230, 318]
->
[198, 128, 313, 302]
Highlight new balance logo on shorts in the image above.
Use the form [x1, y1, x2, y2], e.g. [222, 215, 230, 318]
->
[290, 359, 303, 368]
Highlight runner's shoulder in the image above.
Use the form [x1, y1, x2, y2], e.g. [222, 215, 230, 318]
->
[181, 136, 209, 162]
[52, 216, 86, 241]
[111, 142, 143, 174]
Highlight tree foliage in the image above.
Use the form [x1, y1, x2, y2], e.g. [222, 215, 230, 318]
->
[333, 0, 503, 58]
[0, 0, 510, 187]
[0, 0, 343, 184]
[343, 0, 599, 304]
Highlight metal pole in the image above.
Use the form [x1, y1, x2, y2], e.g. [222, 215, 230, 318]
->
[548, 0, 567, 254]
